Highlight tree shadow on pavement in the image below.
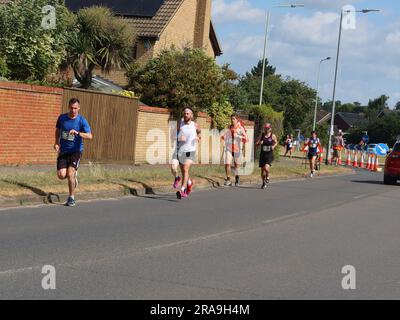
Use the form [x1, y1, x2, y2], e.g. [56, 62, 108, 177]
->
[194, 175, 221, 188]
[1, 179, 60, 204]
[126, 179, 155, 195]
[113, 182, 178, 203]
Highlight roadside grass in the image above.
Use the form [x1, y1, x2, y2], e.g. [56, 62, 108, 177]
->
[0, 158, 352, 197]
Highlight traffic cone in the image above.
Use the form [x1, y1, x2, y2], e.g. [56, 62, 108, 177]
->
[352, 151, 358, 167]
[373, 155, 379, 172]
[366, 154, 372, 170]
[359, 152, 364, 168]
[371, 154, 377, 172]
[346, 150, 351, 166]
[337, 150, 342, 165]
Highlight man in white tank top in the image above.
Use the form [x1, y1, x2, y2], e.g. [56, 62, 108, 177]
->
[171, 107, 201, 199]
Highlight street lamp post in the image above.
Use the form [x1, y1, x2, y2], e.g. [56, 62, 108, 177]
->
[325, 8, 380, 165]
[259, 3, 305, 106]
[313, 57, 331, 131]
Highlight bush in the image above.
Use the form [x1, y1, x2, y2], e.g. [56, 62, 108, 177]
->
[127, 47, 229, 118]
[207, 100, 234, 131]
[0, 57, 9, 78]
[0, 0, 73, 81]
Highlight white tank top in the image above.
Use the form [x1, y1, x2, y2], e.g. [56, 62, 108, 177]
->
[177, 120, 197, 152]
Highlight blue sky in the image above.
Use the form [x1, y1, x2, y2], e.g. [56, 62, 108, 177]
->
[212, 0, 400, 108]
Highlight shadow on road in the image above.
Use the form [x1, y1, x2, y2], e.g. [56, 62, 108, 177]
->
[127, 179, 155, 195]
[194, 175, 221, 188]
[351, 180, 384, 185]
[112, 182, 178, 202]
[1, 179, 60, 204]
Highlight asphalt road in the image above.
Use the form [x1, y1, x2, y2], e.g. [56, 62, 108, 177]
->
[0, 169, 399, 299]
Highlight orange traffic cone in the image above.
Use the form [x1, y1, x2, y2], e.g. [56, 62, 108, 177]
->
[373, 155, 379, 172]
[359, 152, 364, 168]
[371, 154, 378, 171]
[346, 150, 351, 166]
[352, 151, 358, 167]
[366, 154, 372, 170]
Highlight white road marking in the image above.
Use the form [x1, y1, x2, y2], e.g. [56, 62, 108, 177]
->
[262, 211, 308, 224]
[353, 194, 368, 199]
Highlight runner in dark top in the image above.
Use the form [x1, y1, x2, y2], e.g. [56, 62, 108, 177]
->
[256, 123, 277, 189]
[54, 98, 92, 206]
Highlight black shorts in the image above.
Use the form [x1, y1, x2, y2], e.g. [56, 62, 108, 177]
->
[308, 152, 318, 160]
[57, 152, 82, 170]
[259, 152, 274, 167]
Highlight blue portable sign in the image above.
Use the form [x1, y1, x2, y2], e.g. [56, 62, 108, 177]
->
[375, 143, 389, 156]
[362, 134, 369, 144]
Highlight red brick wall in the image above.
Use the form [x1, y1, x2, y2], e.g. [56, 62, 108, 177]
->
[0, 81, 63, 165]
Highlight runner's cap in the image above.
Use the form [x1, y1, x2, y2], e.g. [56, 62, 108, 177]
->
[264, 123, 272, 129]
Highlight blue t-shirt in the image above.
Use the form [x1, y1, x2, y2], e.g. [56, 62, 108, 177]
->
[56, 114, 91, 153]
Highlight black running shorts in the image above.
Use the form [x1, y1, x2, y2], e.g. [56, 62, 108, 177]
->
[57, 151, 82, 170]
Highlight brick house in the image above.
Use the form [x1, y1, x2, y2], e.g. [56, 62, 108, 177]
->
[65, 0, 223, 86]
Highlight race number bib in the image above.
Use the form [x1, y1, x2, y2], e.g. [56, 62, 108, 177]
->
[263, 145, 272, 152]
[61, 130, 75, 141]
[311, 143, 317, 148]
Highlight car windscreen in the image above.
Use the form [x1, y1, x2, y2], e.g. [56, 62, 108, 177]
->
[393, 143, 400, 152]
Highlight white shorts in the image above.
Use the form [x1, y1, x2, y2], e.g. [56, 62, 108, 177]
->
[224, 150, 243, 165]
[172, 150, 196, 165]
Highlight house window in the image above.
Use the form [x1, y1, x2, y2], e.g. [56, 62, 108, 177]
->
[144, 39, 152, 50]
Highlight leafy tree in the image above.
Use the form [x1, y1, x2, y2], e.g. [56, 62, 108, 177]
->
[245, 59, 276, 78]
[346, 112, 400, 146]
[127, 47, 230, 117]
[0, 57, 9, 78]
[0, 0, 73, 81]
[207, 99, 234, 131]
[278, 79, 316, 134]
[366, 94, 390, 121]
[238, 59, 280, 106]
[239, 73, 282, 107]
[66, 6, 136, 89]
[220, 64, 249, 111]
[395, 101, 400, 110]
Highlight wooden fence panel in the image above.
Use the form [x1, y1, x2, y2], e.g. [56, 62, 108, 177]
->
[62, 88, 139, 163]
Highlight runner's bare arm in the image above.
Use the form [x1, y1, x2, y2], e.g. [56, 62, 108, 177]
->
[272, 134, 278, 150]
[195, 123, 201, 141]
[79, 132, 93, 140]
[68, 129, 93, 140]
[256, 133, 263, 146]
[54, 128, 61, 152]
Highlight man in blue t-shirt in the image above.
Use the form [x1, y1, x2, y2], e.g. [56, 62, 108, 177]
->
[54, 97, 92, 206]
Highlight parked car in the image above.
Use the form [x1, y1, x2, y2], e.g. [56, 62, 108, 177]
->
[384, 140, 400, 185]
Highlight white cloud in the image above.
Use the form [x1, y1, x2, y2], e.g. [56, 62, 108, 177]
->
[212, 0, 264, 24]
[216, 2, 399, 107]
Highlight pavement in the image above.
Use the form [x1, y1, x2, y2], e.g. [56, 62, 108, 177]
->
[0, 169, 399, 299]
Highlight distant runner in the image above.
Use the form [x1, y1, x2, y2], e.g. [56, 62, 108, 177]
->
[284, 134, 294, 158]
[305, 130, 321, 178]
[54, 98, 92, 207]
[256, 123, 277, 189]
[332, 129, 345, 166]
[221, 114, 248, 186]
[171, 107, 201, 199]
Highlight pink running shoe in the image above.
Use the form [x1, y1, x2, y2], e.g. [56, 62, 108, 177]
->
[186, 179, 194, 195]
[173, 176, 181, 189]
[176, 189, 187, 199]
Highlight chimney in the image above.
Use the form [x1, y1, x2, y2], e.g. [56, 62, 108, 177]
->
[193, 0, 211, 49]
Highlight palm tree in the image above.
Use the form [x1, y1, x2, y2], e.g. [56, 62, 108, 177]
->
[67, 6, 136, 89]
